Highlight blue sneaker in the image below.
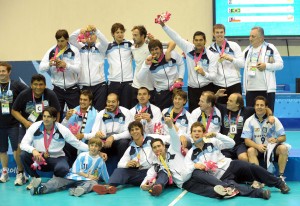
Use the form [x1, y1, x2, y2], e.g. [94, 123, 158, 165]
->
[30, 178, 44, 195]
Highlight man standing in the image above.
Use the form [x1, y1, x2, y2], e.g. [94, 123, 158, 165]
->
[137, 39, 185, 110]
[209, 24, 244, 104]
[242, 96, 289, 179]
[0, 62, 27, 185]
[243, 26, 283, 112]
[69, 25, 109, 111]
[39, 29, 81, 118]
[131, 26, 154, 106]
[106, 23, 133, 109]
[159, 20, 218, 112]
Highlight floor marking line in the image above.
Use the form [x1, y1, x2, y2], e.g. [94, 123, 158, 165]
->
[168, 190, 188, 206]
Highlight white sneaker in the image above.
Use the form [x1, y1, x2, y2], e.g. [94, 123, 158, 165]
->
[15, 173, 28, 186]
[0, 171, 9, 183]
[26, 179, 34, 190]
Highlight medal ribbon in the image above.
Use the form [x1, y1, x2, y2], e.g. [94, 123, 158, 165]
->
[44, 125, 54, 155]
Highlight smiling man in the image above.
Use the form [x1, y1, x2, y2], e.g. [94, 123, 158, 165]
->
[92, 121, 156, 195]
[208, 24, 244, 104]
[130, 87, 162, 135]
[159, 19, 218, 112]
[137, 39, 185, 110]
[0, 62, 27, 185]
[20, 107, 88, 190]
[242, 96, 289, 179]
[243, 27, 283, 112]
[39, 29, 81, 120]
[61, 90, 98, 165]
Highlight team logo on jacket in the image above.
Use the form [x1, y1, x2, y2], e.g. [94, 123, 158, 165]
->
[207, 146, 213, 152]
[124, 43, 128, 48]
[181, 119, 186, 125]
[67, 52, 72, 58]
[119, 117, 123, 123]
[262, 127, 267, 133]
[168, 61, 172, 66]
[53, 133, 60, 140]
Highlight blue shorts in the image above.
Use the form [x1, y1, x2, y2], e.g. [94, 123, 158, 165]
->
[0, 127, 19, 152]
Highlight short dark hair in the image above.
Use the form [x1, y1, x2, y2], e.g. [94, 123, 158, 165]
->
[193, 31, 206, 41]
[55, 29, 69, 40]
[172, 89, 187, 101]
[31, 74, 46, 84]
[213, 24, 226, 33]
[131, 25, 147, 39]
[254, 96, 268, 106]
[202, 91, 216, 107]
[43, 107, 58, 118]
[148, 39, 163, 51]
[88, 137, 103, 149]
[190, 122, 206, 134]
[111, 23, 126, 35]
[138, 87, 150, 95]
[80, 90, 93, 101]
[128, 121, 144, 136]
[150, 138, 164, 148]
[0, 62, 12, 73]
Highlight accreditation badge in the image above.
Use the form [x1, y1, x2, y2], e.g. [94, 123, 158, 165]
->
[1, 101, 10, 114]
[28, 110, 39, 122]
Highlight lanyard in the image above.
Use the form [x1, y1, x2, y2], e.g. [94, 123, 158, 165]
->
[136, 103, 149, 113]
[228, 110, 241, 126]
[201, 108, 214, 132]
[43, 125, 54, 153]
[170, 107, 183, 122]
[54, 46, 67, 60]
[32, 91, 44, 111]
[194, 48, 204, 66]
[0, 80, 12, 96]
[216, 40, 227, 55]
[249, 44, 264, 64]
[158, 155, 173, 184]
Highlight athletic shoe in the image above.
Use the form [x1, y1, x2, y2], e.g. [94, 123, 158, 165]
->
[251, 180, 265, 189]
[262, 189, 271, 200]
[93, 185, 117, 195]
[0, 171, 9, 183]
[30, 178, 44, 195]
[214, 185, 239, 199]
[14, 173, 28, 186]
[149, 184, 163, 196]
[69, 187, 85, 197]
[279, 181, 290, 194]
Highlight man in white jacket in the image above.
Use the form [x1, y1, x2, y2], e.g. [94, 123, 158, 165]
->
[20, 107, 88, 189]
[243, 26, 283, 112]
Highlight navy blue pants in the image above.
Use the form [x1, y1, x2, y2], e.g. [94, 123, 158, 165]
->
[108, 168, 147, 186]
[20, 151, 69, 178]
[108, 81, 133, 109]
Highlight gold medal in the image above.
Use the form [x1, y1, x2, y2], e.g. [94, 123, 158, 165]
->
[44, 151, 50, 158]
[194, 66, 200, 71]
[228, 133, 235, 139]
